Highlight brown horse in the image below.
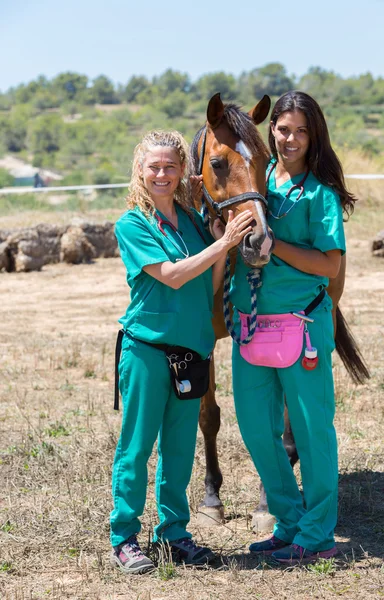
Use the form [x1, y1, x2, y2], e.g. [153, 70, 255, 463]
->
[191, 93, 370, 529]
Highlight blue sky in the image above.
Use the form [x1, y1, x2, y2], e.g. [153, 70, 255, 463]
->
[1, 0, 383, 91]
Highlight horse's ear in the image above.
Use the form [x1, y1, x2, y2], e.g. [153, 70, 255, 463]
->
[249, 95, 271, 125]
[207, 93, 225, 129]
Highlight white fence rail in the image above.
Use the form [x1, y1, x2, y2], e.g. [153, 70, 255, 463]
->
[0, 175, 384, 195]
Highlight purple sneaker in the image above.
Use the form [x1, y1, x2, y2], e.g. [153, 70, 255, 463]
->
[249, 535, 291, 555]
[110, 535, 154, 574]
[272, 543, 338, 565]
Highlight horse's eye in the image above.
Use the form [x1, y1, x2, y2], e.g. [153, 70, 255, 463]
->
[210, 158, 227, 170]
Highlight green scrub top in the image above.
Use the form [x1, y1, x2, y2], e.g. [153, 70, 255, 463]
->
[115, 204, 215, 358]
[230, 161, 346, 315]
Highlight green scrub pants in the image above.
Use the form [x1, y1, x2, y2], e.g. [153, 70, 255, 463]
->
[232, 307, 338, 551]
[110, 337, 201, 548]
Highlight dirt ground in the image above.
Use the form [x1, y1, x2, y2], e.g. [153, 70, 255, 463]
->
[0, 206, 383, 600]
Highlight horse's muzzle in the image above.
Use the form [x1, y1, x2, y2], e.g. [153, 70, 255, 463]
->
[239, 230, 275, 268]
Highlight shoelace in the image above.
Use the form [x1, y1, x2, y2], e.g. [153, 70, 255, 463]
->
[177, 538, 200, 550]
[121, 537, 143, 558]
[291, 543, 305, 557]
[270, 536, 282, 547]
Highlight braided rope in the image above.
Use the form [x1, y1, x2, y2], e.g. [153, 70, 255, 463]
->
[201, 198, 210, 229]
[223, 255, 261, 345]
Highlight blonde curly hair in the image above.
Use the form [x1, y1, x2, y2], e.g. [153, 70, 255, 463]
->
[126, 130, 192, 217]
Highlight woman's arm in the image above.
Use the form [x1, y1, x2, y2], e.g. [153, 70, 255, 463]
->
[273, 239, 342, 279]
[143, 210, 252, 289]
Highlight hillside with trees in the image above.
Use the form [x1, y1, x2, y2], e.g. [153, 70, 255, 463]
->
[0, 63, 383, 187]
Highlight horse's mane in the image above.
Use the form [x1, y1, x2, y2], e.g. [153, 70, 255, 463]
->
[191, 103, 269, 174]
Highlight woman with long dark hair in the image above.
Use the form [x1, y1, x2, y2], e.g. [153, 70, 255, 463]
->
[230, 91, 356, 565]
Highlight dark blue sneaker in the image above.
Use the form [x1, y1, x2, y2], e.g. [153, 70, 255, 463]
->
[169, 537, 215, 565]
[249, 535, 291, 555]
[272, 543, 338, 565]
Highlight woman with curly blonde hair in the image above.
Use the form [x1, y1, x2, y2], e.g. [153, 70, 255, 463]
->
[110, 130, 253, 574]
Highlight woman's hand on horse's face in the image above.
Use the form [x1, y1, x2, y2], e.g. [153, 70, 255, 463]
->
[220, 209, 253, 249]
[190, 175, 203, 205]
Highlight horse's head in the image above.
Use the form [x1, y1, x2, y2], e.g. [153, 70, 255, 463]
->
[192, 93, 274, 268]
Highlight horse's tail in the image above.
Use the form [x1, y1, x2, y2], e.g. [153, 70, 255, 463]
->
[335, 306, 370, 384]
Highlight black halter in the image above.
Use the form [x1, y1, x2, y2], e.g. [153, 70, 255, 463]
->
[196, 127, 268, 219]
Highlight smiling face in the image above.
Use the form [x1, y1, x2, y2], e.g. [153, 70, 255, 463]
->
[141, 146, 184, 204]
[271, 110, 310, 172]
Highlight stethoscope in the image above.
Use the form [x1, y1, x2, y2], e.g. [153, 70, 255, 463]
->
[154, 213, 190, 260]
[266, 161, 310, 220]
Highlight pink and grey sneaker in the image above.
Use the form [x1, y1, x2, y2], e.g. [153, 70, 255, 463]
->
[110, 535, 155, 574]
[272, 543, 338, 565]
[249, 535, 291, 555]
[169, 537, 215, 565]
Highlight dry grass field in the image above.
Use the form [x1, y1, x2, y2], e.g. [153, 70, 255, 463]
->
[1, 187, 383, 599]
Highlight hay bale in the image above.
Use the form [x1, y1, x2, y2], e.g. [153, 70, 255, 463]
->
[372, 230, 384, 257]
[0, 220, 118, 271]
[0, 240, 10, 272]
[68, 218, 118, 258]
[60, 225, 96, 264]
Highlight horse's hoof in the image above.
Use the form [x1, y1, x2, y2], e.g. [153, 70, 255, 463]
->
[251, 511, 276, 533]
[196, 505, 225, 526]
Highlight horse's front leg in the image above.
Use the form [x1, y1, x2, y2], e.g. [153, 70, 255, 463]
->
[197, 352, 225, 525]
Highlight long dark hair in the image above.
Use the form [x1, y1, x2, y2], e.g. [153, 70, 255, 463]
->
[268, 91, 356, 217]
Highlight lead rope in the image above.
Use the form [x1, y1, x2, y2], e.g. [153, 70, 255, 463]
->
[223, 255, 261, 345]
[197, 128, 261, 345]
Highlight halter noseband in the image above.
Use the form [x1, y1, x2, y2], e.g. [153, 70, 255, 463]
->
[196, 127, 268, 219]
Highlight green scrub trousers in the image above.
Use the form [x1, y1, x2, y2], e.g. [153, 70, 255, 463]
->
[232, 306, 338, 551]
[110, 205, 215, 548]
[110, 336, 201, 547]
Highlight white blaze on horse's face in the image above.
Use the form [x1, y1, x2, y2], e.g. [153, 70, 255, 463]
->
[235, 140, 252, 165]
[235, 140, 273, 265]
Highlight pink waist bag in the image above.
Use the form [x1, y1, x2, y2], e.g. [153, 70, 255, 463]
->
[239, 312, 304, 368]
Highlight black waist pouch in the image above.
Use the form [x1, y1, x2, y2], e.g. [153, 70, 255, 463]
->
[114, 331, 211, 409]
[164, 346, 211, 400]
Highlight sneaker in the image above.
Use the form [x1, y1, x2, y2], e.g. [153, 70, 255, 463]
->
[249, 535, 291, 555]
[272, 543, 338, 565]
[169, 537, 215, 565]
[110, 535, 155, 574]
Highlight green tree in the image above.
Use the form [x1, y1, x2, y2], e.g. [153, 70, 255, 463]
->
[27, 113, 63, 154]
[298, 67, 341, 104]
[135, 86, 157, 105]
[123, 76, 151, 103]
[90, 75, 119, 104]
[194, 72, 236, 101]
[160, 91, 188, 118]
[0, 168, 14, 188]
[1, 105, 33, 152]
[155, 69, 190, 98]
[52, 72, 89, 102]
[240, 63, 294, 102]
